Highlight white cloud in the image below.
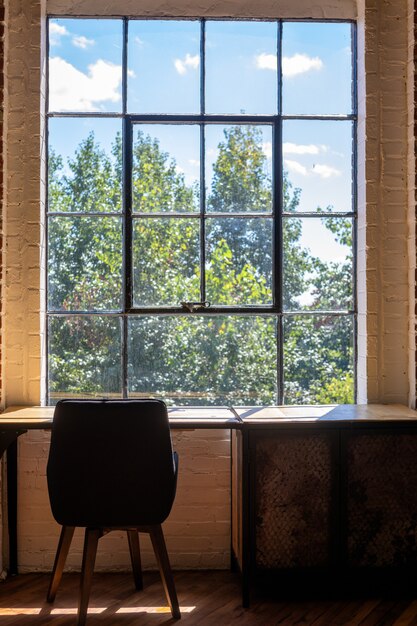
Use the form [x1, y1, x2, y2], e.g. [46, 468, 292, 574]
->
[255, 53, 276, 71]
[188, 159, 200, 167]
[312, 164, 341, 178]
[262, 142, 272, 159]
[255, 52, 323, 77]
[283, 142, 322, 155]
[135, 36, 145, 46]
[72, 35, 95, 49]
[49, 22, 69, 46]
[282, 53, 323, 77]
[50, 23, 68, 36]
[49, 57, 122, 111]
[174, 53, 200, 75]
[284, 158, 341, 178]
[284, 159, 308, 176]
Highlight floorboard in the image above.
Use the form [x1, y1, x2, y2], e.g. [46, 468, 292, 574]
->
[0, 571, 417, 625]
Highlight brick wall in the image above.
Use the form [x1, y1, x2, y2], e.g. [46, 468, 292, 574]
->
[18, 428, 231, 572]
[356, 0, 411, 404]
[0, 0, 4, 575]
[0, 0, 4, 406]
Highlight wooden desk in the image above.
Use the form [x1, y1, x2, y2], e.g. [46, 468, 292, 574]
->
[3, 402, 417, 596]
[0, 405, 239, 575]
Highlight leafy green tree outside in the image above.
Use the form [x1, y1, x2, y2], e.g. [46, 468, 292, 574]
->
[47, 125, 354, 405]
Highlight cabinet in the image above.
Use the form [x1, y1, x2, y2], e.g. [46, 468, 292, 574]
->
[231, 404, 417, 605]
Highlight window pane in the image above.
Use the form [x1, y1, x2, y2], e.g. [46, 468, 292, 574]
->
[128, 20, 200, 113]
[206, 21, 277, 115]
[48, 315, 122, 402]
[48, 118, 122, 214]
[283, 120, 352, 213]
[48, 18, 122, 113]
[132, 218, 200, 306]
[283, 217, 353, 311]
[206, 218, 272, 305]
[282, 22, 352, 115]
[132, 125, 199, 213]
[48, 216, 122, 311]
[206, 125, 273, 213]
[128, 315, 277, 405]
[283, 315, 354, 404]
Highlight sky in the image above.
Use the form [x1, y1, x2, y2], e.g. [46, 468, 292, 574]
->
[48, 18, 354, 273]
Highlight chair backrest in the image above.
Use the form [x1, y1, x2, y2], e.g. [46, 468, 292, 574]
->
[47, 399, 177, 528]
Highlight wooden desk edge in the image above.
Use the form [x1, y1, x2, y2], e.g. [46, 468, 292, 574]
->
[0, 406, 240, 430]
[1, 404, 416, 431]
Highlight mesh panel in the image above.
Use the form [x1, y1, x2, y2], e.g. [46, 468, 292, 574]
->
[347, 432, 417, 567]
[255, 433, 333, 569]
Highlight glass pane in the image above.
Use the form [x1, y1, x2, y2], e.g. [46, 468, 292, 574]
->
[128, 315, 277, 405]
[282, 22, 352, 115]
[128, 20, 200, 113]
[206, 218, 272, 305]
[48, 118, 122, 214]
[48, 216, 122, 311]
[283, 120, 352, 213]
[206, 125, 273, 213]
[283, 217, 353, 311]
[132, 125, 199, 213]
[48, 18, 122, 112]
[283, 315, 354, 404]
[205, 21, 277, 114]
[48, 315, 122, 402]
[132, 218, 200, 306]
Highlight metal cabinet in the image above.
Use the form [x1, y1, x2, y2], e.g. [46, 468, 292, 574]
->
[231, 405, 417, 605]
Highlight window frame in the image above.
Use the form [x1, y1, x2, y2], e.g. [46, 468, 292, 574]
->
[46, 16, 358, 404]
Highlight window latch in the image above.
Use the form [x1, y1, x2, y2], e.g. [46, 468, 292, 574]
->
[181, 301, 211, 313]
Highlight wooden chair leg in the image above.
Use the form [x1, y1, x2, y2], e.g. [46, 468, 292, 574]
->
[78, 528, 101, 626]
[47, 525, 75, 602]
[149, 525, 180, 619]
[127, 530, 143, 590]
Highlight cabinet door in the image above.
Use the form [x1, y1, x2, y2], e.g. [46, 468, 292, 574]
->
[252, 429, 338, 570]
[345, 429, 417, 568]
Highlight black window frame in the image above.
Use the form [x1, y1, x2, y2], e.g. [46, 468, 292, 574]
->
[46, 16, 358, 405]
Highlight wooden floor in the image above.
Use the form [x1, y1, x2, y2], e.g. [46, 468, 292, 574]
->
[0, 571, 417, 625]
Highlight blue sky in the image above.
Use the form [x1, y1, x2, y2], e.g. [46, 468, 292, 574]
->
[48, 18, 353, 270]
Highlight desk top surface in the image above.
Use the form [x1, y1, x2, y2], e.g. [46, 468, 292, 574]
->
[234, 403, 417, 423]
[0, 403, 416, 431]
[0, 405, 237, 430]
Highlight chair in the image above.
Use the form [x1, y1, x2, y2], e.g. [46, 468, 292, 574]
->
[46, 399, 180, 625]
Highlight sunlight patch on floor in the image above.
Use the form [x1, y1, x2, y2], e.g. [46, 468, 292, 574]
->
[0, 605, 196, 616]
[0, 609, 42, 615]
[116, 606, 196, 614]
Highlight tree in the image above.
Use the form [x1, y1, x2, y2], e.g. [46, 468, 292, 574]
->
[47, 125, 354, 405]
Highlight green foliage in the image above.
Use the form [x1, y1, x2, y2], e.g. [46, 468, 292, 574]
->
[47, 125, 354, 405]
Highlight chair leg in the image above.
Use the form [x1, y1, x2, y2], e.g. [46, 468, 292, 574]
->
[78, 528, 101, 626]
[149, 525, 181, 619]
[127, 530, 143, 591]
[47, 525, 75, 602]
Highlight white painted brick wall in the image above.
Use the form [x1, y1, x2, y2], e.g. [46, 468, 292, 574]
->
[17, 429, 231, 572]
[356, 0, 413, 404]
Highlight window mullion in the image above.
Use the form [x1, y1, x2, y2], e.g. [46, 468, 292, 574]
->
[200, 124, 206, 303]
[276, 20, 283, 404]
[200, 20, 206, 304]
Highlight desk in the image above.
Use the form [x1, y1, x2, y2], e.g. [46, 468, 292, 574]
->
[0, 405, 239, 575]
[3, 403, 417, 600]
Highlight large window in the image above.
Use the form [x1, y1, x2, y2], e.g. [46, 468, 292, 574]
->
[46, 17, 356, 405]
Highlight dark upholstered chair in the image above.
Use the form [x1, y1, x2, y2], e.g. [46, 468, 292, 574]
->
[46, 399, 180, 625]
